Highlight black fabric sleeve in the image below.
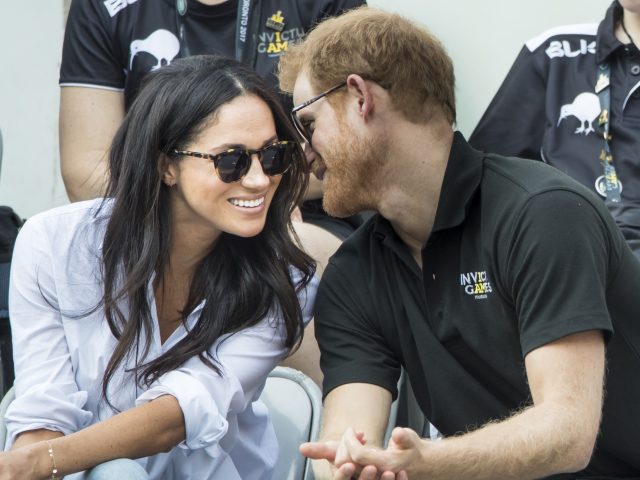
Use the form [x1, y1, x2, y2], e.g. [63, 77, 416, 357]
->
[314, 259, 401, 399]
[505, 189, 615, 356]
[60, 0, 125, 89]
[469, 46, 547, 161]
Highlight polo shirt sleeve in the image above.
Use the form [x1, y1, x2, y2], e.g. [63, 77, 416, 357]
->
[5, 217, 93, 447]
[314, 259, 401, 399]
[469, 45, 546, 161]
[136, 272, 318, 453]
[505, 189, 616, 356]
[60, 0, 126, 89]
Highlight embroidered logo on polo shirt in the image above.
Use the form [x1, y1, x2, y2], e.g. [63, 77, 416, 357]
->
[460, 271, 493, 300]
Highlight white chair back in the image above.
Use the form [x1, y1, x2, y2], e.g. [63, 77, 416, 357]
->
[261, 366, 322, 480]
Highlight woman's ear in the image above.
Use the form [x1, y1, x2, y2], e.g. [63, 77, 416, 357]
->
[159, 154, 178, 187]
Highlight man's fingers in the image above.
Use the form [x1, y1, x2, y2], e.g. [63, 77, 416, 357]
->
[336, 462, 356, 479]
[300, 441, 338, 461]
[390, 427, 418, 449]
[358, 464, 381, 480]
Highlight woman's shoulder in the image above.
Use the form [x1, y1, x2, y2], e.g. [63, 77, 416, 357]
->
[19, 198, 112, 251]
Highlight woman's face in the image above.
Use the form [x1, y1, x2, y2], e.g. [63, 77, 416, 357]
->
[164, 94, 283, 242]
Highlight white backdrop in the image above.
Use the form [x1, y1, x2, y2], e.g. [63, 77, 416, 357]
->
[0, 0, 609, 218]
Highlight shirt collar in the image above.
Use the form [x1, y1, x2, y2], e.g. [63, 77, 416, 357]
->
[597, 1, 624, 64]
[431, 131, 484, 234]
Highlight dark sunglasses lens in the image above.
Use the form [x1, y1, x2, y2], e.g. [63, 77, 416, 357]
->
[216, 151, 250, 183]
[261, 143, 293, 175]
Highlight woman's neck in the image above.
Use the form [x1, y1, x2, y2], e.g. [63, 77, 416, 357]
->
[617, 8, 640, 46]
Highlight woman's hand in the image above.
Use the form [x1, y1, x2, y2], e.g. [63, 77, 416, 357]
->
[0, 443, 48, 480]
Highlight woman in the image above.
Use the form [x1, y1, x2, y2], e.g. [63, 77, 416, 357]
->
[2, 55, 317, 479]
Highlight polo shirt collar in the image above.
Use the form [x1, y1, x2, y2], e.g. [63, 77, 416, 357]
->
[596, 1, 625, 64]
[431, 131, 484, 234]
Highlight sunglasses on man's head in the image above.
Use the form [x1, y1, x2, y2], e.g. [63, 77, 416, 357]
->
[173, 140, 296, 183]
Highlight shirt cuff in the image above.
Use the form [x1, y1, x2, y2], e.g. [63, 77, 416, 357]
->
[135, 370, 230, 452]
[5, 385, 91, 447]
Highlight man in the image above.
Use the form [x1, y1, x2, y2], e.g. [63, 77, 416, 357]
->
[278, 7, 640, 479]
[470, 0, 640, 260]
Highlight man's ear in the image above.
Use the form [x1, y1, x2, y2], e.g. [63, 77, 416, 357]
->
[159, 154, 178, 187]
[345, 74, 374, 122]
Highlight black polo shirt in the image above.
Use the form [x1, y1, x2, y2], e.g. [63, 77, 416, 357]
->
[315, 133, 640, 477]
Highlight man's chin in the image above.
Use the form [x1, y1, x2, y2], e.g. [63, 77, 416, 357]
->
[322, 191, 361, 218]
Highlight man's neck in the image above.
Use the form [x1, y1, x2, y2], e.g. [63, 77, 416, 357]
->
[377, 118, 454, 266]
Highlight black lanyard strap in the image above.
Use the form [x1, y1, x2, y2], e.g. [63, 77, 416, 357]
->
[595, 61, 622, 203]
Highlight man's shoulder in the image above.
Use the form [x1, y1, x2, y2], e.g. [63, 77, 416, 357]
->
[478, 154, 617, 240]
[482, 154, 596, 199]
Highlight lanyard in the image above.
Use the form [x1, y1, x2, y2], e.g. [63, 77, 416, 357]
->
[175, 0, 261, 65]
[595, 61, 622, 203]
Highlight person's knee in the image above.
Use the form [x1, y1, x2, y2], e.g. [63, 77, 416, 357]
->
[86, 458, 149, 480]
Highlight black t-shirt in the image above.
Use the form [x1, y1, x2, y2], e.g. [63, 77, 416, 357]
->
[61, 0, 365, 107]
[315, 133, 640, 478]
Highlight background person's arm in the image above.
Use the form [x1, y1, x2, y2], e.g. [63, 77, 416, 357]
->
[59, 87, 124, 201]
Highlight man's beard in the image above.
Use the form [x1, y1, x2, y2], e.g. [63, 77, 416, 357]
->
[320, 122, 387, 218]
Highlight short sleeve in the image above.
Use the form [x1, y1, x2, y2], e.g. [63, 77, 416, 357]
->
[506, 189, 615, 356]
[60, 0, 126, 89]
[314, 259, 401, 399]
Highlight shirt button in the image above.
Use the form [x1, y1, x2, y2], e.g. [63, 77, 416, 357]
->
[631, 65, 640, 75]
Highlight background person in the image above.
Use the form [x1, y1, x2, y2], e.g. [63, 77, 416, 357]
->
[278, 7, 640, 479]
[3, 55, 317, 479]
[470, 0, 640, 259]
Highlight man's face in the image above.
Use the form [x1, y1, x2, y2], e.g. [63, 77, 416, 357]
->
[292, 72, 386, 217]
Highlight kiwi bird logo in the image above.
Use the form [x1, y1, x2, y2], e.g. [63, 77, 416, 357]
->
[557, 92, 601, 135]
[129, 29, 180, 71]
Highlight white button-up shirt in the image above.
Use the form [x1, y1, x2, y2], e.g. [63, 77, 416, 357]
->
[5, 199, 317, 479]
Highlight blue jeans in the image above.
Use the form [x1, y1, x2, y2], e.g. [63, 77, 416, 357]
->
[85, 459, 149, 480]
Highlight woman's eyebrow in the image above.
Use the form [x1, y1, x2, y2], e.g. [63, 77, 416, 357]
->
[211, 135, 280, 151]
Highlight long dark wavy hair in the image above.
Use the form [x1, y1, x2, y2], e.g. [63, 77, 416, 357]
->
[98, 55, 315, 405]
